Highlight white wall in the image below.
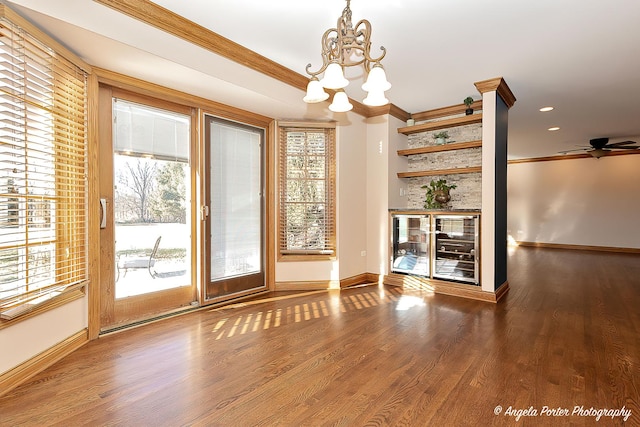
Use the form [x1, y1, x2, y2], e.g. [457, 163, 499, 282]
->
[388, 116, 408, 209]
[337, 116, 369, 280]
[275, 113, 369, 284]
[0, 297, 87, 374]
[364, 116, 388, 276]
[508, 154, 640, 249]
[365, 115, 406, 276]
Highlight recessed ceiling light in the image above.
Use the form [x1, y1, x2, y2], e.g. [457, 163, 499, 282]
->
[539, 106, 554, 112]
[548, 127, 560, 131]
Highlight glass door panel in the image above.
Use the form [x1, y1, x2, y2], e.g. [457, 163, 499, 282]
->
[205, 116, 265, 300]
[391, 214, 430, 276]
[433, 215, 479, 284]
[113, 100, 192, 298]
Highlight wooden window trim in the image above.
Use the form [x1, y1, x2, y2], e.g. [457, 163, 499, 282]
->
[0, 6, 89, 324]
[0, 286, 85, 330]
[277, 122, 336, 261]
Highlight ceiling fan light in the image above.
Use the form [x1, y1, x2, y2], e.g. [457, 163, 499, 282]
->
[362, 89, 389, 107]
[362, 64, 391, 92]
[303, 78, 329, 103]
[321, 61, 349, 89]
[589, 148, 607, 159]
[329, 91, 353, 112]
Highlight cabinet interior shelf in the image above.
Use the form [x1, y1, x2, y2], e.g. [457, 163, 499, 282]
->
[398, 140, 482, 156]
[438, 251, 475, 258]
[397, 166, 482, 179]
[438, 238, 475, 244]
[437, 266, 475, 273]
[398, 114, 483, 135]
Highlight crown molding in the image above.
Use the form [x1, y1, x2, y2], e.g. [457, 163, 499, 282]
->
[508, 149, 640, 164]
[474, 77, 516, 109]
[366, 103, 411, 121]
[93, 0, 309, 90]
[93, 0, 406, 120]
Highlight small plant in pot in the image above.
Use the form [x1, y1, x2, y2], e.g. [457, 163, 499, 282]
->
[421, 178, 457, 209]
[463, 96, 474, 115]
[433, 131, 450, 145]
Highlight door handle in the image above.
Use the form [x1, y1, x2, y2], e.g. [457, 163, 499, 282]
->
[201, 205, 209, 221]
[100, 198, 107, 229]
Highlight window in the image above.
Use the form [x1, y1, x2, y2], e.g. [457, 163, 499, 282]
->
[0, 14, 88, 320]
[278, 123, 336, 259]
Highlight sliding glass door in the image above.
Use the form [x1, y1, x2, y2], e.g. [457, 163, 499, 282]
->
[99, 87, 196, 330]
[204, 116, 265, 301]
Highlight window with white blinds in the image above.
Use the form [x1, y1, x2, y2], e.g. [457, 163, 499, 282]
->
[0, 15, 88, 320]
[278, 124, 336, 258]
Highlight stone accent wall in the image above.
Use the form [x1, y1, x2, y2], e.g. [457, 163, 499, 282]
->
[407, 172, 482, 210]
[407, 123, 483, 150]
[404, 116, 482, 210]
[407, 147, 482, 172]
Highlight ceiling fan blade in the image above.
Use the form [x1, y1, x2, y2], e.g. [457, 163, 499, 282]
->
[558, 148, 588, 154]
[559, 138, 639, 155]
[606, 140, 637, 147]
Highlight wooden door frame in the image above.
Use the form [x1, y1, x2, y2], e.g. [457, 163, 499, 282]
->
[96, 85, 198, 331]
[88, 69, 276, 339]
[201, 114, 268, 303]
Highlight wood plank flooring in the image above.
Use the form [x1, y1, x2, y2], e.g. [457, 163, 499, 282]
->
[1, 246, 639, 426]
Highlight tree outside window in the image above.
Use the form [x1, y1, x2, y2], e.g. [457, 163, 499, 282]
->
[278, 124, 336, 259]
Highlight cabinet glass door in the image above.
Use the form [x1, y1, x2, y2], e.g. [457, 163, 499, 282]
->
[433, 215, 478, 284]
[391, 215, 430, 276]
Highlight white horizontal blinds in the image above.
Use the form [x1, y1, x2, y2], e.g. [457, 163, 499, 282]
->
[113, 99, 190, 162]
[0, 17, 87, 318]
[210, 120, 262, 280]
[279, 126, 335, 255]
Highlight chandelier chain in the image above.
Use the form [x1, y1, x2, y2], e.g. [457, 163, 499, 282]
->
[306, 0, 386, 78]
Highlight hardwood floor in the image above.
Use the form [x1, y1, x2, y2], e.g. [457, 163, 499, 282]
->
[1, 246, 639, 426]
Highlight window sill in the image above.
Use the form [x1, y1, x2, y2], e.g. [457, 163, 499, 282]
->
[278, 254, 337, 262]
[0, 286, 86, 330]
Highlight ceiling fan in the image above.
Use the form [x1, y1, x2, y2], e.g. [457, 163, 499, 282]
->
[559, 137, 640, 159]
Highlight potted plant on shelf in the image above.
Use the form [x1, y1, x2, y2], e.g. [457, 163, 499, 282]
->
[433, 131, 450, 145]
[421, 178, 457, 209]
[464, 96, 474, 115]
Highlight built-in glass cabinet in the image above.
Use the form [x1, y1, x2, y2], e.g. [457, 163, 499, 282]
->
[391, 214, 431, 277]
[391, 211, 479, 285]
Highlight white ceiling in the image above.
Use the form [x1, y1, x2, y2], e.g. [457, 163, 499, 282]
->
[7, 0, 640, 159]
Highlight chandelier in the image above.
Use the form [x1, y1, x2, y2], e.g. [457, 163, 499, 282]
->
[303, 0, 391, 112]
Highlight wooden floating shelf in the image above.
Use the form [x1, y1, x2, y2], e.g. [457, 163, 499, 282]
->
[398, 114, 483, 135]
[398, 114, 482, 135]
[397, 166, 482, 178]
[411, 101, 483, 122]
[398, 140, 482, 156]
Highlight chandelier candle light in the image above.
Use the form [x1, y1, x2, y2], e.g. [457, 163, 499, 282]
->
[303, 0, 391, 112]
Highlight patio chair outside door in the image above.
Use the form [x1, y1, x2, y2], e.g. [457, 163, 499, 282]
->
[116, 236, 161, 281]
